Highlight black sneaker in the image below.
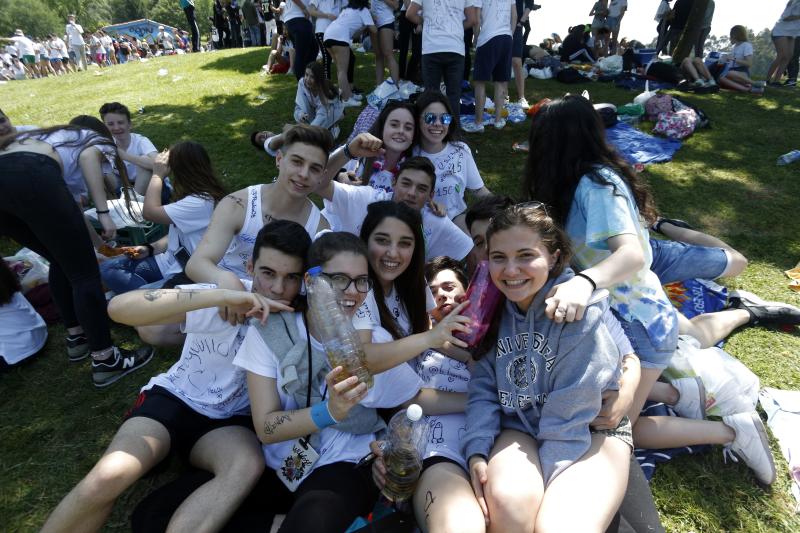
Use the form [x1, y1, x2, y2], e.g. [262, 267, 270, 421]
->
[66, 334, 90, 362]
[784, 79, 797, 87]
[92, 346, 154, 388]
[727, 290, 800, 327]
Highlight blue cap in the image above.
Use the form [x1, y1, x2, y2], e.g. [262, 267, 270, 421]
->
[307, 266, 322, 276]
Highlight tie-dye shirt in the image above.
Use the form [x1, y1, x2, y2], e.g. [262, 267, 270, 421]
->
[565, 166, 676, 346]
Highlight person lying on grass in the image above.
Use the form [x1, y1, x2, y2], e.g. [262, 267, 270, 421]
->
[41, 220, 309, 533]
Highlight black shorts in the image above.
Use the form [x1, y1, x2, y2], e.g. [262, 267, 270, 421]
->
[378, 22, 394, 32]
[473, 34, 512, 82]
[324, 38, 349, 49]
[125, 385, 254, 458]
[512, 25, 524, 58]
[422, 455, 462, 472]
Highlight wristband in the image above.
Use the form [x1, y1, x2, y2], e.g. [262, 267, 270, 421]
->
[342, 143, 356, 160]
[96, 209, 110, 214]
[310, 400, 339, 429]
[144, 243, 155, 257]
[575, 272, 597, 291]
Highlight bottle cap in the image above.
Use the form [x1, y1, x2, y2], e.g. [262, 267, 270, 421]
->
[307, 266, 322, 276]
[406, 404, 423, 422]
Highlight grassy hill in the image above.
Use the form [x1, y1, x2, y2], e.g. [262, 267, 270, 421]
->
[1, 48, 799, 532]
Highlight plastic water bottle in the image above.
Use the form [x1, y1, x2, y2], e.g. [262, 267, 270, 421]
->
[454, 260, 503, 349]
[305, 267, 373, 388]
[382, 404, 427, 502]
[777, 150, 800, 166]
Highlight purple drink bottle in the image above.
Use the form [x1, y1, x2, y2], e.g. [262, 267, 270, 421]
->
[454, 261, 503, 348]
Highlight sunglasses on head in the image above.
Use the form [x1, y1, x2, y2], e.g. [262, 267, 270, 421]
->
[423, 112, 452, 126]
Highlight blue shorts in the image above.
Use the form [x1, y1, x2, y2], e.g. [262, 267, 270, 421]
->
[474, 35, 512, 82]
[612, 309, 678, 370]
[649, 239, 728, 285]
[606, 16, 621, 31]
[512, 25, 524, 58]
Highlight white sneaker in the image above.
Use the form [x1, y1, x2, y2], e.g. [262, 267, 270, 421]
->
[462, 121, 485, 133]
[517, 97, 530, 109]
[721, 412, 776, 485]
[671, 377, 706, 419]
[493, 118, 507, 130]
[343, 96, 362, 108]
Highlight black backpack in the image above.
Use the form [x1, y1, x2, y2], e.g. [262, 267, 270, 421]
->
[557, 68, 589, 84]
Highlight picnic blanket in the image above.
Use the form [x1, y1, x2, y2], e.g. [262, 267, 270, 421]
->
[606, 122, 682, 164]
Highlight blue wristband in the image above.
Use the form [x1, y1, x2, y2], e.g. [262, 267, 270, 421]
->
[310, 400, 338, 429]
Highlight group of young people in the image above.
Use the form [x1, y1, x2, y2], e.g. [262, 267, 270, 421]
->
[4, 76, 800, 531]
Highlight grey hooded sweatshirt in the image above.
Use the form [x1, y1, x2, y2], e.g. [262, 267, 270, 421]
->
[461, 269, 621, 485]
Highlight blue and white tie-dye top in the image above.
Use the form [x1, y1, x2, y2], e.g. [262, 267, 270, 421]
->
[565, 166, 676, 345]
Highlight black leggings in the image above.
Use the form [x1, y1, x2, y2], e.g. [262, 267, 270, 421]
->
[183, 5, 200, 52]
[315, 32, 332, 79]
[286, 17, 318, 80]
[0, 152, 112, 351]
[131, 462, 379, 533]
[398, 16, 422, 82]
[463, 28, 473, 80]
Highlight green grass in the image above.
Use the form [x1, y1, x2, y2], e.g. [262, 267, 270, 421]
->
[2, 48, 800, 532]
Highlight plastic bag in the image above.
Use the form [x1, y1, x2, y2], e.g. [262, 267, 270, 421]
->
[633, 80, 657, 106]
[597, 55, 623, 75]
[662, 335, 760, 417]
[366, 80, 400, 111]
[4, 248, 49, 292]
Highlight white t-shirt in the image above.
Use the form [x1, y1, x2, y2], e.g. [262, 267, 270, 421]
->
[118, 132, 157, 183]
[323, 7, 374, 43]
[48, 39, 64, 59]
[413, 348, 470, 468]
[607, 0, 627, 18]
[233, 316, 422, 473]
[363, 285, 436, 338]
[731, 41, 753, 64]
[474, 0, 514, 48]
[34, 129, 115, 201]
[0, 292, 47, 365]
[154, 195, 216, 278]
[311, 0, 340, 33]
[283, 0, 309, 22]
[143, 287, 252, 419]
[322, 182, 474, 261]
[11, 36, 35, 57]
[411, 0, 468, 56]
[413, 142, 484, 219]
[371, 0, 395, 27]
[66, 23, 85, 46]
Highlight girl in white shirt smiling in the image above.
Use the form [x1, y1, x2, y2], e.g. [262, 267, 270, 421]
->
[414, 91, 492, 233]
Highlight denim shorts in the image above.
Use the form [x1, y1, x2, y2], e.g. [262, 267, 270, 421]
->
[612, 309, 678, 370]
[649, 238, 728, 285]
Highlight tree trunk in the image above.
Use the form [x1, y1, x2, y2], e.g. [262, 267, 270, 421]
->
[672, 0, 710, 62]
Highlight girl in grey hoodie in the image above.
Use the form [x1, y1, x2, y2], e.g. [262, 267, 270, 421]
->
[462, 204, 631, 532]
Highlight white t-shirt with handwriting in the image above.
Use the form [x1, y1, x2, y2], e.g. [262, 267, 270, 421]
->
[413, 142, 484, 220]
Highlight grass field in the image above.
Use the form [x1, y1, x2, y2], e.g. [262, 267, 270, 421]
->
[1, 48, 799, 532]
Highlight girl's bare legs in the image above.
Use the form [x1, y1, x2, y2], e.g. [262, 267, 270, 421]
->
[484, 429, 544, 533]
[535, 434, 629, 533]
[692, 58, 714, 81]
[330, 46, 352, 99]
[378, 27, 399, 83]
[413, 462, 485, 533]
[767, 36, 795, 82]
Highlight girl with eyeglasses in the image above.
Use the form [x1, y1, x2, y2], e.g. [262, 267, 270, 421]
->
[521, 95, 776, 486]
[414, 91, 492, 233]
[233, 231, 424, 532]
[462, 204, 632, 531]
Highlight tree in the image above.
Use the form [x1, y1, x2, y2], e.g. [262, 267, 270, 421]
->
[0, 0, 62, 38]
[672, 0, 710, 63]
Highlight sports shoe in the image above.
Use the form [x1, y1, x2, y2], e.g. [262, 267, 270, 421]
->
[671, 377, 706, 419]
[92, 346, 154, 388]
[343, 96, 362, 108]
[66, 334, 90, 362]
[721, 411, 776, 485]
[516, 97, 530, 109]
[727, 290, 800, 327]
[493, 118, 507, 130]
[783, 79, 797, 87]
[693, 79, 705, 88]
[462, 121, 485, 133]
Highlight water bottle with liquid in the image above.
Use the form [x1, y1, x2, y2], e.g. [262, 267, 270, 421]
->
[305, 266, 373, 388]
[382, 404, 427, 502]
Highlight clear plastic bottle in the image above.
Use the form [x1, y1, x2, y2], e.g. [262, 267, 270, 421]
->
[777, 150, 800, 166]
[305, 266, 373, 388]
[382, 404, 427, 502]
